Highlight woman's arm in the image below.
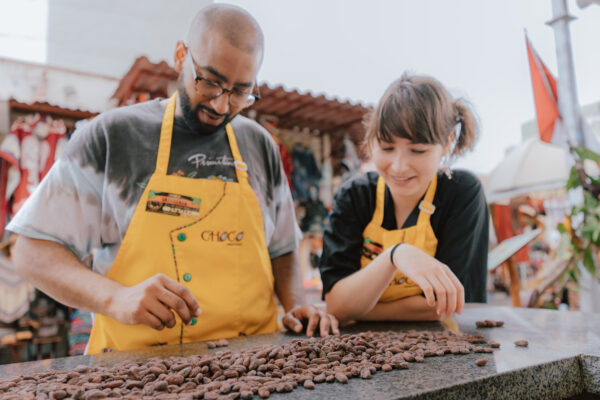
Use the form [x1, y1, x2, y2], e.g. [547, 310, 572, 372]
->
[325, 246, 397, 321]
[360, 295, 439, 321]
[325, 243, 464, 322]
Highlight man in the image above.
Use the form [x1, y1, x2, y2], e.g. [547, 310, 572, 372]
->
[8, 4, 338, 354]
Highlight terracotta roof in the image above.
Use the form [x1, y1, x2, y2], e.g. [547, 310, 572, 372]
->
[112, 56, 179, 104]
[250, 84, 371, 143]
[9, 100, 97, 121]
[113, 57, 373, 161]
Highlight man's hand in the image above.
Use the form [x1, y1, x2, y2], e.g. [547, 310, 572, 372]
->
[108, 273, 202, 331]
[282, 304, 340, 337]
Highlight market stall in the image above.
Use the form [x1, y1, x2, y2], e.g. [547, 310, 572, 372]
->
[0, 58, 119, 363]
[485, 137, 581, 309]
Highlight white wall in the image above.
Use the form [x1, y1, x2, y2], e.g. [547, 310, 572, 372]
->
[0, 0, 48, 63]
[46, 0, 212, 78]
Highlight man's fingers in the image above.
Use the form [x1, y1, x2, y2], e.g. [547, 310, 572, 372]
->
[301, 308, 319, 337]
[160, 275, 202, 318]
[159, 289, 192, 324]
[144, 311, 165, 331]
[330, 315, 340, 335]
[318, 312, 331, 337]
[282, 313, 303, 333]
[148, 299, 177, 328]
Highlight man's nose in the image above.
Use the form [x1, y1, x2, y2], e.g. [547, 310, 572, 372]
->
[210, 93, 230, 115]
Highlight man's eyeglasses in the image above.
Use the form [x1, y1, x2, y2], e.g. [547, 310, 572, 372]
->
[185, 47, 260, 107]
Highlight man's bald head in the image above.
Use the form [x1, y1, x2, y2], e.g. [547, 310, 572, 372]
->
[186, 4, 264, 58]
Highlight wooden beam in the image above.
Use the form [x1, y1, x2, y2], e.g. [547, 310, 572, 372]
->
[505, 257, 522, 307]
[9, 100, 97, 120]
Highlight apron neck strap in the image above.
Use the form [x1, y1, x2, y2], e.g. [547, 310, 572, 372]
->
[416, 175, 437, 225]
[375, 174, 437, 229]
[225, 123, 248, 183]
[373, 176, 386, 227]
[415, 175, 437, 249]
[155, 91, 178, 174]
[156, 92, 248, 183]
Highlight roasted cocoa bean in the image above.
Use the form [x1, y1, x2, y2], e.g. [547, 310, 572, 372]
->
[258, 387, 270, 398]
[475, 358, 488, 366]
[303, 379, 315, 389]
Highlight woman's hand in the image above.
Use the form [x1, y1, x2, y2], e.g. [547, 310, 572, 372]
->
[390, 244, 464, 316]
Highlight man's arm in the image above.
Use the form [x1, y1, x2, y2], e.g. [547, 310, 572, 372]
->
[13, 236, 201, 330]
[272, 250, 339, 337]
[272, 250, 305, 312]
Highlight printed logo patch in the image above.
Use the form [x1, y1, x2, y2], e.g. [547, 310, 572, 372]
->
[146, 191, 201, 217]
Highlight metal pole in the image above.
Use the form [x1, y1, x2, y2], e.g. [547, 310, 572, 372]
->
[547, 0, 600, 312]
[546, 0, 584, 147]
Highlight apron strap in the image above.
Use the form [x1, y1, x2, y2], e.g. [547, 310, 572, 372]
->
[415, 175, 437, 249]
[155, 92, 178, 175]
[225, 123, 249, 183]
[155, 92, 247, 183]
[373, 176, 386, 227]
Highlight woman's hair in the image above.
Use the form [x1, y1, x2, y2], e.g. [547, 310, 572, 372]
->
[363, 73, 479, 160]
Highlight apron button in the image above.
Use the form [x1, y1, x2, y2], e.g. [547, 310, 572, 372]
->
[190, 317, 197, 326]
[177, 233, 187, 242]
[183, 273, 192, 282]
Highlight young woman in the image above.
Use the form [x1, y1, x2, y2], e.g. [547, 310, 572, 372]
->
[320, 73, 488, 322]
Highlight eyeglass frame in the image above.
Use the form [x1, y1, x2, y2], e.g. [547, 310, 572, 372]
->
[184, 45, 260, 107]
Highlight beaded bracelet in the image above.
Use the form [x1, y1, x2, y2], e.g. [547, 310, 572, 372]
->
[389, 243, 404, 267]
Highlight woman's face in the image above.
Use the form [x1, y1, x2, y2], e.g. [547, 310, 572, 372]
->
[371, 135, 447, 202]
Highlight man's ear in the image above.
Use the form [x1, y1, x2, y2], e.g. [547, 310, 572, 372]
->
[173, 41, 186, 73]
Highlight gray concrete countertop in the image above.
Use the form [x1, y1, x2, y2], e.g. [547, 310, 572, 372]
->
[1, 305, 599, 399]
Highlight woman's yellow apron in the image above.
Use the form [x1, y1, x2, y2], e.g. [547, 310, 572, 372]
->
[361, 176, 438, 302]
[87, 92, 279, 353]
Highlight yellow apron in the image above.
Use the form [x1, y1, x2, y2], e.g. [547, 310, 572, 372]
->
[87, 92, 279, 354]
[360, 176, 438, 302]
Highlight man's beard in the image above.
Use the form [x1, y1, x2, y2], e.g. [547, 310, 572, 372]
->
[178, 83, 233, 136]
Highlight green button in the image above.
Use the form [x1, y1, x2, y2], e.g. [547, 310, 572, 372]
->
[190, 317, 197, 326]
[183, 273, 192, 282]
[177, 233, 186, 242]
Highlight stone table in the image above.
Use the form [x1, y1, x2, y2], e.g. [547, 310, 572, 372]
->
[1, 305, 599, 399]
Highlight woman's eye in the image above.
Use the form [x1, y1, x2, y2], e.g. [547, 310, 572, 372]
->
[411, 149, 427, 154]
[381, 146, 394, 151]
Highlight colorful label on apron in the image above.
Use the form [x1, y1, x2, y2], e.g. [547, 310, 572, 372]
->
[146, 190, 201, 217]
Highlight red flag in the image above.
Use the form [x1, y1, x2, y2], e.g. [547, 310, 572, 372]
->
[526, 35, 561, 143]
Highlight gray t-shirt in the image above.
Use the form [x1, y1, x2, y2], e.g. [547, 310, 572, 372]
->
[7, 99, 301, 275]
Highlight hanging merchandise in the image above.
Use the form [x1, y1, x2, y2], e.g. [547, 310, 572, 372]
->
[340, 133, 362, 182]
[0, 115, 69, 222]
[0, 152, 18, 235]
[276, 138, 293, 189]
[299, 184, 328, 233]
[291, 142, 321, 201]
[0, 236, 35, 324]
[259, 117, 293, 189]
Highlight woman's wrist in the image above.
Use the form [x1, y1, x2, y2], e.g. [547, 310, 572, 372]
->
[389, 243, 404, 267]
